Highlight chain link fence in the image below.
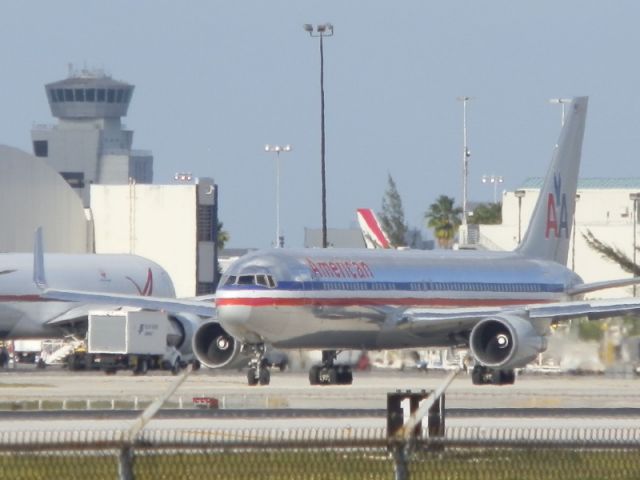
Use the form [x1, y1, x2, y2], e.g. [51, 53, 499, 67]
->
[1, 427, 640, 479]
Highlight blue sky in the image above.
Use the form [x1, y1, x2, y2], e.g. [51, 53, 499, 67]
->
[1, 1, 640, 248]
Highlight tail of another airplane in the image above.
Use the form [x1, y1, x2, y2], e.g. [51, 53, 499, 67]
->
[356, 208, 392, 249]
[517, 96, 588, 264]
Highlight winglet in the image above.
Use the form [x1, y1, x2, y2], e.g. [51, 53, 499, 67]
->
[33, 227, 47, 290]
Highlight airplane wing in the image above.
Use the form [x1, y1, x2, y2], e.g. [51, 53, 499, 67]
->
[40, 287, 216, 318]
[32, 227, 216, 319]
[399, 297, 640, 331]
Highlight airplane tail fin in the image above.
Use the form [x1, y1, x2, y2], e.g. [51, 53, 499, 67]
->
[517, 96, 588, 264]
[356, 208, 392, 249]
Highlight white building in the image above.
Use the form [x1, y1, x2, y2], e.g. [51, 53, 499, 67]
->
[90, 178, 218, 297]
[478, 178, 640, 298]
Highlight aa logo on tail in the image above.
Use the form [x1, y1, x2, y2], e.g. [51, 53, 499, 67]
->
[545, 174, 569, 239]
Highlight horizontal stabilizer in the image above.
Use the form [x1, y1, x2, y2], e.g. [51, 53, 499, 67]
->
[567, 277, 640, 297]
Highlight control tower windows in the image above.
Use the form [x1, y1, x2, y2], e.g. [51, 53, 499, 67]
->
[49, 90, 57, 103]
[33, 140, 48, 158]
[74, 89, 85, 102]
[86, 89, 95, 101]
[124, 89, 132, 103]
[116, 89, 124, 103]
[107, 89, 115, 103]
[64, 89, 73, 101]
[55, 89, 64, 102]
[97, 89, 106, 102]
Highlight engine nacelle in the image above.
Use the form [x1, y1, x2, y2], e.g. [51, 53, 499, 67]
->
[469, 314, 547, 370]
[167, 313, 201, 357]
[192, 321, 242, 368]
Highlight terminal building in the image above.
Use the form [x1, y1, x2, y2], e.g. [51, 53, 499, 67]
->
[474, 178, 640, 298]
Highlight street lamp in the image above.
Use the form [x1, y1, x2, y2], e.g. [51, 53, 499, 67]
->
[514, 189, 526, 244]
[630, 192, 640, 295]
[549, 98, 572, 126]
[265, 144, 292, 248]
[481, 175, 504, 203]
[457, 96, 473, 229]
[304, 22, 334, 248]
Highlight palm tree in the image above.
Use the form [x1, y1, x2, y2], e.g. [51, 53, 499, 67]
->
[582, 229, 640, 276]
[425, 195, 462, 249]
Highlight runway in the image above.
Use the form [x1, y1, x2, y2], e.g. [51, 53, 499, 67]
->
[0, 367, 639, 441]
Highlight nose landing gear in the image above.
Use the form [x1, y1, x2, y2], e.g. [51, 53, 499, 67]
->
[308, 350, 353, 385]
[244, 344, 271, 386]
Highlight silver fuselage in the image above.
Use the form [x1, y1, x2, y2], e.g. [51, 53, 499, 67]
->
[216, 248, 582, 350]
[0, 253, 175, 338]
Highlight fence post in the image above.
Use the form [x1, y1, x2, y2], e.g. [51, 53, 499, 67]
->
[118, 446, 134, 480]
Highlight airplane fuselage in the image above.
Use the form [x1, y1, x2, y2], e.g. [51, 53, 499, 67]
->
[217, 248, 583, 350]
[0, 253, 175, 338]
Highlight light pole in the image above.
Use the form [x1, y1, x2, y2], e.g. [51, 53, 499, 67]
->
[304, 22, 333, 248]
[265, 144, 292, 248]
[514, 190, 526, 244]
[549, 98, 572, 126]
[481, 175, 504, 203]
[630, 192, 640, 295]
[457, 96, 473, 230]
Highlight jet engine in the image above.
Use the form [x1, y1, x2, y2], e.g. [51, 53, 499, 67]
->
[167, 313, 200, 357]
[192, 320, 242, 368]
[469, 314, 547, 370]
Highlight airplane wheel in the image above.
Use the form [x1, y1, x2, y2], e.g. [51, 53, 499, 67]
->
[328, 368, 338, 385]
[309, 366, 320, 385]
[171, 357, 181, 375]
[247, 367, 258, 386]
[259, 368, 271, 386]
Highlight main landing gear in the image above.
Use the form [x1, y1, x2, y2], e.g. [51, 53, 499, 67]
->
[245, 344, 271, 386]
[471, 365, 515, 385]
[308, 350, 353, 386]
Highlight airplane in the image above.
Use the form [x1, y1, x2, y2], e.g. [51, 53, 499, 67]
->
[38, 96, 640, 387]
[356, 208, 393, 249]
[0, 244, 203, 363]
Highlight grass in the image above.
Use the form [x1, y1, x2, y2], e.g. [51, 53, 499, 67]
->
[1, 447, 640, 480]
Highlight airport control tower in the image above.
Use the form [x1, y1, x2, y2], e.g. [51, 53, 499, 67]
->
[31, 69, 153, 206]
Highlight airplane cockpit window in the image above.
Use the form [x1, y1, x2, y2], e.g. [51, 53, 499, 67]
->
[225, 273, 277, 288]
[237, 275, 255, 285]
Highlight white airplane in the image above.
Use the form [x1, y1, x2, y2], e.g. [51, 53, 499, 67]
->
[0, 240, 203, 361]
[38, 97, 640, 387]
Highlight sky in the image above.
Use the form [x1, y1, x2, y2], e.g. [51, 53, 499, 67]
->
[1, 1, 640, 249]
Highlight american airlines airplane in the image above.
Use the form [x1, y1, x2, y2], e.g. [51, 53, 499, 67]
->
[2, 246, 202, 360]
[39, 97, 640, 387]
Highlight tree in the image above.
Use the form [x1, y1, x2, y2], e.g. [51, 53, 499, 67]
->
[582, 229, 640, 276]
[379, 174, 408, 247]
[425, 195, 462, 249]
[216, 221, 229, 250]
[469, 202, 502, 225]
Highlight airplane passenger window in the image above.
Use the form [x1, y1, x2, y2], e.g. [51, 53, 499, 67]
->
[256, 275, 268, 287]
[224, 276, 237, 286]
[237, 275, 255, 285]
